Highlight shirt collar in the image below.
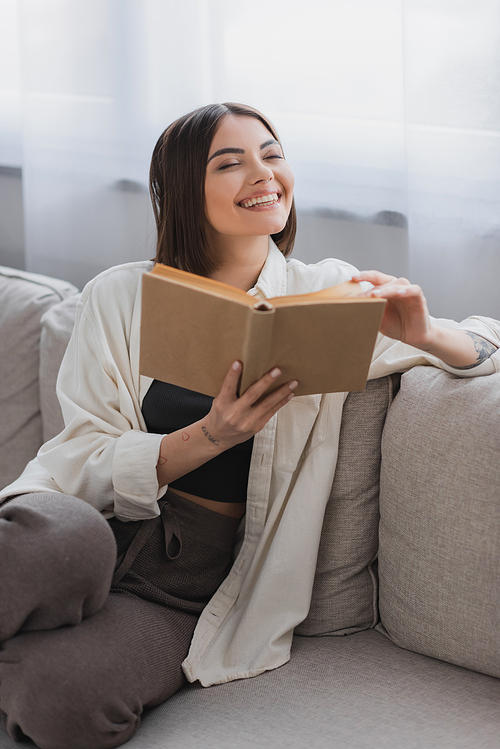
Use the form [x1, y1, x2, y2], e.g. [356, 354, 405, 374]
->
[247, 238, 288, 300]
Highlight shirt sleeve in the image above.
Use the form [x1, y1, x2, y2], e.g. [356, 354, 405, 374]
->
[37, 282, 167, 521]
[369, 315, 500, 380]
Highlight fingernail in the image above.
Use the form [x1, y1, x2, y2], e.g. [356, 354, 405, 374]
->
[270, 367, 281, 378]
[287, 392, 294, 400]
[289, 380, 299, 389]
[232, 361, 241, 371]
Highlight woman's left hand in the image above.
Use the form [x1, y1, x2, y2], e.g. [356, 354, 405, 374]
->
[352, 270, 499, 368]
[352, 271, 433, 350]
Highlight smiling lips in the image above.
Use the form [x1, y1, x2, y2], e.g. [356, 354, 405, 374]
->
[239, 192, 280, 209]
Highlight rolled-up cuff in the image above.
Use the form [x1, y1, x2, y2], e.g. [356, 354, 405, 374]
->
[441, 356, 496, 378]
[112, 430, 168, 520]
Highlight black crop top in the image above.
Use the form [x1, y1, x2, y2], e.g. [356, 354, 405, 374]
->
[141, 380, 253, 503]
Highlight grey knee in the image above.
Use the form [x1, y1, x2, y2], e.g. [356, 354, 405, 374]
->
[0, 493, 116, 640]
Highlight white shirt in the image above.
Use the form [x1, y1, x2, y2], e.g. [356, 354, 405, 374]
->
[2, 241, 499, 686]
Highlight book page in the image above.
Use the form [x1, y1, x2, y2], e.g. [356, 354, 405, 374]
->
[151, 264, 365, 310]
[268, 280, 364, 307]
[151, 263, 256, 307]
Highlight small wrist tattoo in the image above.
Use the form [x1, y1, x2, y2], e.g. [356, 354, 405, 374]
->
[201, 426, 220, 446]
[158, 455, 168, 466]
[181, 431, 190, 441]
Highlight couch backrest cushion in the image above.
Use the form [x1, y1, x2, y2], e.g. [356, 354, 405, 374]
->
[296, 374, 399, 636]
[0, 266, 78, 491]
[40, 293, 81, 442]
[377, 365, 500, 678]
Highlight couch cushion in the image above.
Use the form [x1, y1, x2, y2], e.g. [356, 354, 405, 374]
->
[0, 267, 78, 491]
[1, 633, 498, 748]
[377, 365, 500, 678]
[296, 375, 398, 636]
[39, 294, 80, 442]
[94, 631, 499, 749]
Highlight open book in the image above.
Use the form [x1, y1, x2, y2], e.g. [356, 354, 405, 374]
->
[139, 264, 386, 397]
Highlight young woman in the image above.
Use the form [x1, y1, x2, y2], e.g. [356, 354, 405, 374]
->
[0, 103, 498, 749]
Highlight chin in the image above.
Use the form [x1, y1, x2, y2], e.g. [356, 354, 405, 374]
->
[248, 215, 288, 236]
[267, 222, 288, 236]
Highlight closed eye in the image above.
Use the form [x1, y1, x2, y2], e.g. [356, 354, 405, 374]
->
[216, 153, 283, 170]
[217, 162, 240, 170]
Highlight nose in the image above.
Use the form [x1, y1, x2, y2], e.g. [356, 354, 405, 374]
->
[250, 161, 274, 185]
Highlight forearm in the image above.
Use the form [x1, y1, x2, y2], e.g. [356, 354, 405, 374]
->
[156, 363, 297, 489]
[156, 416, 225, 489]
[420, 325, 498, 369]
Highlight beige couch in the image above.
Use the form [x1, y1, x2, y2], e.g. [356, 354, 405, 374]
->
[1, 265, 499, 749]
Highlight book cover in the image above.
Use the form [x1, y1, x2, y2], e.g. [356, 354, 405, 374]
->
[140, 264, 386, 397]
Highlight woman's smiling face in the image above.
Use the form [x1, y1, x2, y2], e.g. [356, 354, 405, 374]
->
[204, 115, 294, 244]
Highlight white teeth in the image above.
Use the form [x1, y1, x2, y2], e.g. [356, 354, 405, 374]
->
[241, 192, 279, 208]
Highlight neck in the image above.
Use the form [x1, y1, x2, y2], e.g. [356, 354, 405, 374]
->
[208, 234, 269, 291]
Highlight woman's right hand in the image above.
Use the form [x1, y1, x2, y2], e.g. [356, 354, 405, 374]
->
[156, 362, 297, 489]
[202, 361, 298, 451]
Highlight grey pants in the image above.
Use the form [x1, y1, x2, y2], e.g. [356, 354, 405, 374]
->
[0, 491, 239, 749]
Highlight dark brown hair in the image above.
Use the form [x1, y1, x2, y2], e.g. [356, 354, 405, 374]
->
[149, 102, 297, 277]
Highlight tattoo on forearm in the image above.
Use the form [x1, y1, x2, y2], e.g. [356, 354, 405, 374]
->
[455, 332, 498, 369]
[201, 426, 220, 446]
[158, 455, 168, 466]
[181, 431, 190, 441]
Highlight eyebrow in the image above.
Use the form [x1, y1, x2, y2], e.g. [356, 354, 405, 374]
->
[207, 138, 280, 164]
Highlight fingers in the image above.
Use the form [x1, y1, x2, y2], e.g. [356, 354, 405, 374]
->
[258, 388, 296, 424]
[257, 378, 298, 413]
[365, 282, 423, 302]
[240, 366, 288, 405]
[211, 363, 298, 448]
[218, 360, 244, 401]
[353, 270, 413, 291]
[353, 271, 419, 302]
[242, 379, 297, 435]
[218, 361, 298, 408]
[219, 361, 288, 403]
[352, 270, 398, 286]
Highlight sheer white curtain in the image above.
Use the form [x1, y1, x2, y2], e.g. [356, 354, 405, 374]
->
[1, 0, 499, 318]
